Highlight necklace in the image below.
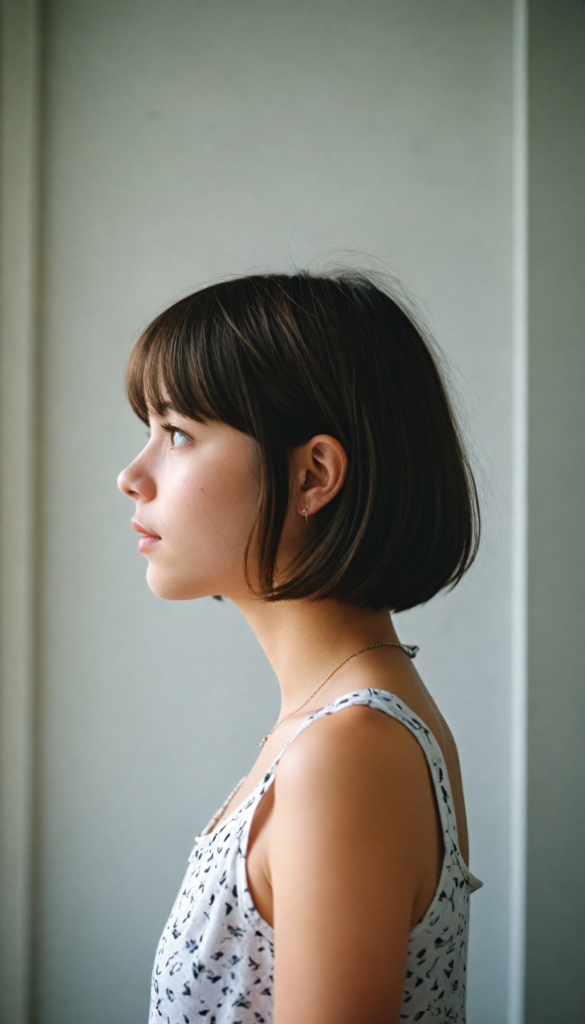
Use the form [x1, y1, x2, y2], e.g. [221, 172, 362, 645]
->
[259, 641, 419, 749]
[203, 640, 419, 837]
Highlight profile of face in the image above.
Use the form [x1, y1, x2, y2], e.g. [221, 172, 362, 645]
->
[117, 405, 346, 603]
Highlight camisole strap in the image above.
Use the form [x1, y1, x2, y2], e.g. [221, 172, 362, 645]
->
[264, 687, 482, 890]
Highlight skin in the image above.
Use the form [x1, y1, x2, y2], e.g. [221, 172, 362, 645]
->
[118, 405, 470, 1024]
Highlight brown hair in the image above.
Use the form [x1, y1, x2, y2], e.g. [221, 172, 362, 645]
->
[126, 272, 480, 611]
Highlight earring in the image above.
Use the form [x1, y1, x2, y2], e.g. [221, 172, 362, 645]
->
[302, 508, 308, 523]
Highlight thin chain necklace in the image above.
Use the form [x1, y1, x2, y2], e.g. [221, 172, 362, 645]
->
[203, 640, 419, 836]
[260, 641, 419, 748]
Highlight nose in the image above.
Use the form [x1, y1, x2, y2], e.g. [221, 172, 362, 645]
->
[117, 465, 134, 497]
[117, 457, 155, 501]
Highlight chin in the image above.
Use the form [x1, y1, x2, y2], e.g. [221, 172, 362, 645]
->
[145, 565, 215, 601]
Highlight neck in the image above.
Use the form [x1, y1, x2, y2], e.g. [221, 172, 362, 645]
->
[232, 594, 401, 718]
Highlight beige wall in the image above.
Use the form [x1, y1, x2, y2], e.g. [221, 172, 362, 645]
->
[1, 2, 536, 1022]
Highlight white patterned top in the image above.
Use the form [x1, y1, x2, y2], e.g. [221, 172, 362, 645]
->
[149, 689, 483, 1024]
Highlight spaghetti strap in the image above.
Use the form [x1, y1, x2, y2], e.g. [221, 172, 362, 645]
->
[268, 687, 481, 886]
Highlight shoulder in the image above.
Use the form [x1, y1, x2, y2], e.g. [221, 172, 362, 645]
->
[274, 702, 434, 833]
[264, 704, 444, 1022]
[278, 702, 427, 775]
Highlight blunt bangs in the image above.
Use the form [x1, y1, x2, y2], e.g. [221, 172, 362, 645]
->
[125, 272, 480, 612]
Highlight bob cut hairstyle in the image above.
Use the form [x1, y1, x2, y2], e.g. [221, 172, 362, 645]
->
[126, 272, 480, 612]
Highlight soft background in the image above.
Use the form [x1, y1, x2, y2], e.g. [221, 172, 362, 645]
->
[0, 2, 583, 1024]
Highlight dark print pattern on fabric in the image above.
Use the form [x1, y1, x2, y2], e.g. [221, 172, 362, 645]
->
[148, 689, 483, 1024]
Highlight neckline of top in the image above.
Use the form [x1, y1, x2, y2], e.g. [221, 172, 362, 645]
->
[196, 689, 438, 842]
[195, 687, 471, 874]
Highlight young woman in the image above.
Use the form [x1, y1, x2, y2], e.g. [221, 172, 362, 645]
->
[118, 272, 483, 1024]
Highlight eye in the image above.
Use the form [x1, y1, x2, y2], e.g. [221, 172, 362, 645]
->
[160, 421, 193, 448]
[169, 428, 190, 448]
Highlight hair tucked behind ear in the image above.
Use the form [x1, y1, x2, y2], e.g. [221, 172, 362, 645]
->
[126, 272, 480, 611]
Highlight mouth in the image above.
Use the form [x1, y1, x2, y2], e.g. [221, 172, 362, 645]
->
[132, 519, 161, 552]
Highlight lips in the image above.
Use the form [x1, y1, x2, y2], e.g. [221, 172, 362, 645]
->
[132, 519, 161, 552]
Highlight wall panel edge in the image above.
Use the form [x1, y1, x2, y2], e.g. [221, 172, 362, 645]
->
[0, 1, 42, 1020]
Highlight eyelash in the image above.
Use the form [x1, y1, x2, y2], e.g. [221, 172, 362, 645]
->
[161, 422, 191, 448]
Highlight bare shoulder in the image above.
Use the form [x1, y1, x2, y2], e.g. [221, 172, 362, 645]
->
[274, 703, 435, 819]
[279, 702, 428, 764]
[263, 708, 447, 1021]
[265, 701, 446, 940]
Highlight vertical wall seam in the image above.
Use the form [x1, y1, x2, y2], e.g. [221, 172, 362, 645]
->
[509, 0, 528, 1022]
[0, 1, 42, 1022]
[29, 5, 44, 1008]
[29, 1, 48, 1019]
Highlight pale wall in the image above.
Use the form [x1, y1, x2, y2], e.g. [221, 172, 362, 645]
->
[3, 2, 524, 1022]
[525, 2, 585, 1019]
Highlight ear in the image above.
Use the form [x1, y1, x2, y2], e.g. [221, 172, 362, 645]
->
[292, 434, 347, 518]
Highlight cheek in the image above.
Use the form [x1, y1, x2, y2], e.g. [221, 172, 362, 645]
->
[164, 449, 258, 566]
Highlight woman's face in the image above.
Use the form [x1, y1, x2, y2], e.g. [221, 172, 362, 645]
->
[117, 406, 261, 601]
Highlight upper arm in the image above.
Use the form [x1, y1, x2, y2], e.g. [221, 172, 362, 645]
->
[268, 706, 442, 1024]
